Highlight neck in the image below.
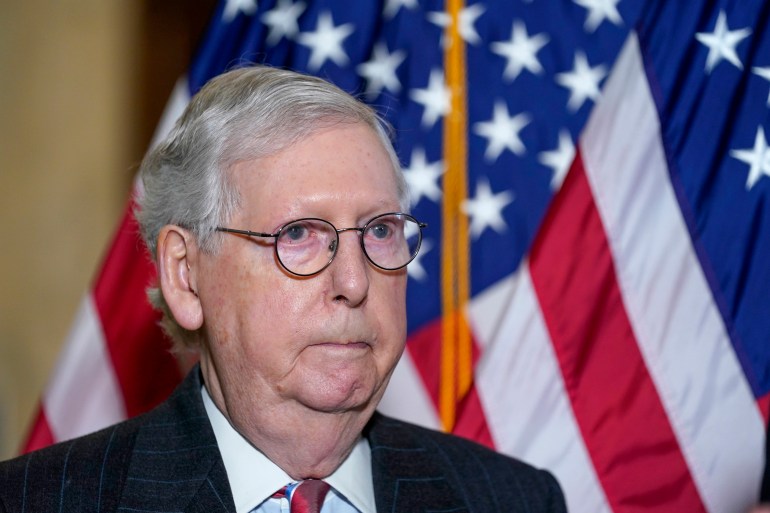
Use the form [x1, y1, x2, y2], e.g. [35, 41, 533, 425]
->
[241, 405, 371, 479]
[201, 359, 377, 479]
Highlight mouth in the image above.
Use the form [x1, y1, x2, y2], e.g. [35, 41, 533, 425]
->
[314, 341, 370, 349]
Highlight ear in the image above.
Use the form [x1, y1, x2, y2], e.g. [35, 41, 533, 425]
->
[156, 225, 204, 331]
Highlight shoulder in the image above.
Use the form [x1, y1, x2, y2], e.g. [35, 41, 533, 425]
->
[367, 413, 567, 512]
[0, 368, 207, 513]
[0, 416, 142, 513]
[369, 413, 550, 477]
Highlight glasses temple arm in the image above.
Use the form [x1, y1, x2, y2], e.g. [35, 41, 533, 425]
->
[215, 227, 277, 238]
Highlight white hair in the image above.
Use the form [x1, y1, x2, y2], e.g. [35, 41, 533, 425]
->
[135, 65, 407, 349]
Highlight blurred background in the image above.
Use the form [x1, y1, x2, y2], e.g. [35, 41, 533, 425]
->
[0, 0, 216, 460]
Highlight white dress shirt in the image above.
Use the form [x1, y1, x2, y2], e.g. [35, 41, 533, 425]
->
[202, 386, 376, 513]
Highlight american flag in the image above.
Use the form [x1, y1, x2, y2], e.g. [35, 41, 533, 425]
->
[24, 0, 770, 511]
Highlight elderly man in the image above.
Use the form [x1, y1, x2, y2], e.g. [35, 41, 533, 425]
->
[0, 66, 566, 513]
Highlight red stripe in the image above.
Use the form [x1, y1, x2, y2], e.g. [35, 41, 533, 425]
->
[758, 393, 770, 425]
[406, 319, 496, 449]
[452, 385, 495, 449]
[529, 154, 707, 512]
[93, 199, 181, 418]
[20, 405, 54, 454]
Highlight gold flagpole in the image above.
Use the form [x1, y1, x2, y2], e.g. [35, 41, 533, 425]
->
[440, 0, 472, 432]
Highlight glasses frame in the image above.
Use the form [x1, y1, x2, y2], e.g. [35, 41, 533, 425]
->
[216, 212, 427, 277]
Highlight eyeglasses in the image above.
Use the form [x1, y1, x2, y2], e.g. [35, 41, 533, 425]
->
[216, 212, 427, 277]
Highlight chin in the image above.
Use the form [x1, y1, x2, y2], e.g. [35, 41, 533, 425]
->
[299, 375, 381, 414]
[304, 397, 373, 415]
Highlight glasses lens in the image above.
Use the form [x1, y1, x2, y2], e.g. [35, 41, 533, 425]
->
[362, 213, 422, 270]
[275, 218, 337, 275]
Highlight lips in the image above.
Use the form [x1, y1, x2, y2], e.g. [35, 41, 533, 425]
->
[313, 341, 370, 349]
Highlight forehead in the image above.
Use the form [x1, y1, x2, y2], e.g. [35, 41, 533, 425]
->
[230, 123, 401, 222]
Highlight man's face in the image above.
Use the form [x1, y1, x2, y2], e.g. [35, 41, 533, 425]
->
[196, 122, 407, 430]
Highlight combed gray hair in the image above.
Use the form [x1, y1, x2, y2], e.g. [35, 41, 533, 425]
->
[135, 65, 408, 350]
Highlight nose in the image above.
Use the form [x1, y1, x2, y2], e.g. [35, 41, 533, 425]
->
[328, 230, 369, 307]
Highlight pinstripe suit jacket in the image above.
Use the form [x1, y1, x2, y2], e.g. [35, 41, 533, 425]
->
[0, 368, 566, 512]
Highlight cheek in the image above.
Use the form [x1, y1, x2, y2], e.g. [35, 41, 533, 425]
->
[200, 252, 286, 350]
[373, 275, 408, 357]
[234, 276, 308, 347]
[387, 274, 408, 317]
[207, 275, 314, 392]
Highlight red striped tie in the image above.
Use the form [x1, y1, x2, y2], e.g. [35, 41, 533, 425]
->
[273, 480, 331, 513]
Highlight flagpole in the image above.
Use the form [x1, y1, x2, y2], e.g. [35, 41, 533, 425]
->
[440, 0, 472, 432]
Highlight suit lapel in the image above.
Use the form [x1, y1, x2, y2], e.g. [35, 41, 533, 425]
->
[116, 374, 478, 513]
[367, 413, 469, 513]
[181, 458, 235, 513]
[117, 368, 236, 513]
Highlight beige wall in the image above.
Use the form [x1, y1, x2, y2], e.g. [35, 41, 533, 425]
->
[0, 1, 138, 459]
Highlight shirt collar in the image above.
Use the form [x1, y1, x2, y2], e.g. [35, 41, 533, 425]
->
[201, 385, 376, 513]
[326, 433, 375, 513]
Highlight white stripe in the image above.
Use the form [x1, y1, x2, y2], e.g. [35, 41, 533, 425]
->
[379, 350, 441, 431]
[43, 295, 126, 442]
[470, 269, 611, 513]
[151, 76, 191, 147]
[580, 33, 765, 513]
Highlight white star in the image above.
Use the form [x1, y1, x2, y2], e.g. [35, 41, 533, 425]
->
[427, 4, 486, 46]
[222, 0, 258, 22]
[407, 238, 432, 281]
[410, 69, 452, 129]
[695, 10, 751, 73]
[260, 0, 306, 45]
[555, 51, 607, 112]
[357, 43, 406, 98]
[403, 148, 444, 206]
[296, 11, 355, 71]
[538, 130, 575, 190]
[383, 0, 418, 20]
[473, 101, 531, 162]
[573, 0, 623, 33]
[730, 126, 770, 190]
[462, 178, 515, 239]
[753, 67, 770, 106]
[491, 20, 549, 82]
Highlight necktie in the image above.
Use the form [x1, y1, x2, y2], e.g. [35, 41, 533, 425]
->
[274, 480, 331, 513]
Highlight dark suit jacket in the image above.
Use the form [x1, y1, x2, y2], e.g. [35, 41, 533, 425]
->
[0, 368, 566, 512]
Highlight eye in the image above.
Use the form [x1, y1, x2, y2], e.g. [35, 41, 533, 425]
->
[281, 222, 310, 243]
[368, 222, 391, 240]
